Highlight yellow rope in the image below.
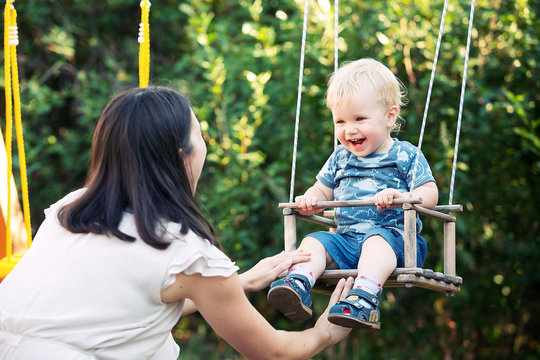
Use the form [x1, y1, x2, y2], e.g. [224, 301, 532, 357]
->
[138, 0, 151, 87]
[10, 6, 31, 248]
[3, 0, 32, 256]
[4, 0, 14, 258]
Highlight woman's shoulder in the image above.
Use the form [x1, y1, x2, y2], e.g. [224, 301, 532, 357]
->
[43, 188, 87, 217]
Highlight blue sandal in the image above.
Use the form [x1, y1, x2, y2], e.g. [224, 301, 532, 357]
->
[328, 288, 381, 329]
[267, 274, 312, 321]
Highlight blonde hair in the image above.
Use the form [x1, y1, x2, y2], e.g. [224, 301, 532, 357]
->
[325, 58, 407, 132]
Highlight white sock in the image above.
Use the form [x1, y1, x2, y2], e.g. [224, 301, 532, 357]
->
[287, 265, 316, 291]
[352, 276, 382, 308]
[353, 275, 382, 295]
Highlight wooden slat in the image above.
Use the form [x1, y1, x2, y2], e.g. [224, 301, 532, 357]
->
[283, 214, 297, 252]
[444, 221, 456, 276]
[395, 274, 461, 293]
[403, 208, 417, 268]
[310, 268, 462, 294]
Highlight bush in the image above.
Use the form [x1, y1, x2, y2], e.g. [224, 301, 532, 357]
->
[3, 0, 538, 358]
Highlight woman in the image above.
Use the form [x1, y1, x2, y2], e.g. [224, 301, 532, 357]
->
[0, 87, 353, 359]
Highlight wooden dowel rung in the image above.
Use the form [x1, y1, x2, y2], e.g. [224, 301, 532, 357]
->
[318, 269, 358, 279]
[278, 197, 422, 210]
[323, 210, 335, 218]
[298, 205, 463, 216]
[434, 204, 463, 213]
[403, 204, 456, 222]
[295, 214, 337, 228]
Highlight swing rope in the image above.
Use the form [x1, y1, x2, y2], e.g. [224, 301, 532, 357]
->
[333, 0, 339, 150]
[288, 0, 309, 203]
[289, 0, 340, 202]
[449, 0, 475, 205]
[3, 0, 32, 257]
[138, 0, 151, 88]
[288, 0, 475, 208]
[409, 0, 475, 205]
[408, 0, 449, 196]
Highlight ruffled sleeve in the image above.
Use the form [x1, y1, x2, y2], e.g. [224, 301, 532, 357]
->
[162, 229, 239, 289]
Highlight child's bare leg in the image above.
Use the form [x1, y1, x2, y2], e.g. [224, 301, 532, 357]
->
[357, 235, 397, 284]
[327, 235, 394, 329]
[294, 236, 333, 279]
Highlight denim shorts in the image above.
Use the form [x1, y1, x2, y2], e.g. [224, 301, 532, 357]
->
[306, 227, 427, 269]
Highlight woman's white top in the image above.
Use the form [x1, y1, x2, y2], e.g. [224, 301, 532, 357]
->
[0, 189, 238, 359]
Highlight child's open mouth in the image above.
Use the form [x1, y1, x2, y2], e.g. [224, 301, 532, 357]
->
[350, 138, 365, 146]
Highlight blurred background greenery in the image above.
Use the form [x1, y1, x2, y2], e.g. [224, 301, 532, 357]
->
[2, 0, 538, 358]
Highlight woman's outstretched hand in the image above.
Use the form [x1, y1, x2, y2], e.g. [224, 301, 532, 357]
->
[315, 277, 354, 344]
[240, 250, 311, 292]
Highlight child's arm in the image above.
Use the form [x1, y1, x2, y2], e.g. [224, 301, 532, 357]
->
[295, 180, 334, 215]
[373, 181, 439, 211]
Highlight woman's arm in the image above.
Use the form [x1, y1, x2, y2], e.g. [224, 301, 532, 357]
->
[168, 272, 353, 360]
[176, 250, 311, 315]
[239, 250, 311, 292]
[180, 299, 197, 316]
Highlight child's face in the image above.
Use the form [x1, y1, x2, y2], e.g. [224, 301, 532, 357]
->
[332, 83, 397, 157]
[183, 109, 207, 195]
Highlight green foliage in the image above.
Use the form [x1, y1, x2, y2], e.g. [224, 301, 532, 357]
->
[2, 0, 539, 358]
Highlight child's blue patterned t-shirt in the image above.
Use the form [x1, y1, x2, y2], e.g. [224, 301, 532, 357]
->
[316, 139, 435, 234]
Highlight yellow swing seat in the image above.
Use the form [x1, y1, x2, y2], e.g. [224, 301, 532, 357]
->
[0, 254, 23, 280]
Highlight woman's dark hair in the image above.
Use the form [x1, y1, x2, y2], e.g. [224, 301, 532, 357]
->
[58, 87, 218, 249]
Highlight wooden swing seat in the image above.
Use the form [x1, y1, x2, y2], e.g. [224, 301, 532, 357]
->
[278, 199, 463, 295]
